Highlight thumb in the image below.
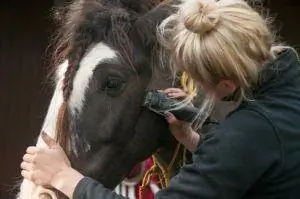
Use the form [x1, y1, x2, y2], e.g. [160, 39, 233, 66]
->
[41, 131, 57, 148]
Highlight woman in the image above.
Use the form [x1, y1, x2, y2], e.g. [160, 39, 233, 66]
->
[21, 0, 300, 198]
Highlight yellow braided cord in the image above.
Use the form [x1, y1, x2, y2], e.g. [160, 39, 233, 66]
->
[139, 154, 170, 198]
[138, 144, 188, 198]
[153, 155, 170, 187]
[141, 165, 156, 187]
[156, 170, 167, 188]
[167, 143, 181, 171]
[139, 163, 157, 199]
[180, 72, 188, 92]
[180, 71, 197, 97]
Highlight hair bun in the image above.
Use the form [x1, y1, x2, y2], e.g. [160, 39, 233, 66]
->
[183, 0, 220, 35]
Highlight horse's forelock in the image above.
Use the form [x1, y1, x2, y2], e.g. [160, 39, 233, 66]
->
[52, 0, 156, 69]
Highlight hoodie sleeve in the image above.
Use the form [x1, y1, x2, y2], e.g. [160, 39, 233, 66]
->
[73, 177, 129, 199]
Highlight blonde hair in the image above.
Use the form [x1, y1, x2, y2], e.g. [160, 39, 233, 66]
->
[158, 0, 288, 101]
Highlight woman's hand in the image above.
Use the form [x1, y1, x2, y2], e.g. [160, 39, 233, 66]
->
[161, 87, 200, 151]
[165, 112, 200, 152]
[21, 132, 84, 198]
[21, 132, 71, 187]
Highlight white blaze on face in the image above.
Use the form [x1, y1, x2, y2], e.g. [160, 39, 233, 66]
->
[69, 43, 118, 155]
[69, 43, 117, 115]
[17, 42, 118, 199]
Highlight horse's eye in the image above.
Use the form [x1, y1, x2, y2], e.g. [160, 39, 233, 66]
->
[103, 77, 125, 95]
[106, 78, 123, 90]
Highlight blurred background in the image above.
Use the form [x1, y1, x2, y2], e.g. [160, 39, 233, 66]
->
[0, 0, 300, 198]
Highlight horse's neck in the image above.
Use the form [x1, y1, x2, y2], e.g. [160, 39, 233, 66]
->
[154, 134, 192, 180]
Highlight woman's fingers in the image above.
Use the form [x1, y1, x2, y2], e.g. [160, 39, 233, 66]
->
[23, 153, 35, 163]
[21, 170, 34, 181]
[26, 146, 39, 154]
[21, 161, 34, 170]
[168, 92, 186, 98]
[164, 88, 187, 98]
[164, 88, 185, 94]
[164, 88, 181, 93]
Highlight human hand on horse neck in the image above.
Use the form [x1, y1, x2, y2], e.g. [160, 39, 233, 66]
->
[21, 132, 84, 198]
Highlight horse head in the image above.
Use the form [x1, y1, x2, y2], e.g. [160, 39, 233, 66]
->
[17, 1, 184, 199]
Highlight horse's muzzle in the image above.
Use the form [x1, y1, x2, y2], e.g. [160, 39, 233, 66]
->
[142, 90, 199, 122]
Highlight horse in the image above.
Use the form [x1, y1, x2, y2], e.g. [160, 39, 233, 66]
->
[17, 0, 233, 198]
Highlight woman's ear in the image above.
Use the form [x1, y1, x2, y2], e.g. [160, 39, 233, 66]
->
[215, 80, 237, 99]
[222, 80, 237, 92]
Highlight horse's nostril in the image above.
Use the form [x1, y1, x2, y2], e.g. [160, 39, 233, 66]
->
[39, 193, 53, 199]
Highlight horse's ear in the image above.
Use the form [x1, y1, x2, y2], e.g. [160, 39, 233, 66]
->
[129, 1, 177, 54]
